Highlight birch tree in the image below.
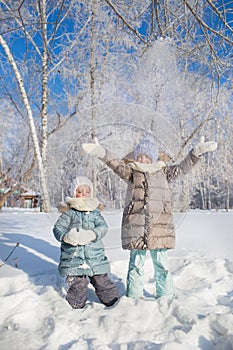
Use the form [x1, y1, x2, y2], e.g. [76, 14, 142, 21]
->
[1, 0, 233, 211]
[0, 34, 51, 210]
[0, 0, 91, 211]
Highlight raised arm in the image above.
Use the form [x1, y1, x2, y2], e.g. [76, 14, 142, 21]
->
[165, 137, 217, 182]
[82, 141, 132, 182]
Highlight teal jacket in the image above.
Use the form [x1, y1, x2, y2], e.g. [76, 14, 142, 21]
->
[53, 208, 110, 277]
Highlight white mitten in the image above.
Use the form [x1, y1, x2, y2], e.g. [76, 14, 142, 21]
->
[193, 136, 217, 157]
[63, 228, 96, 246]
[82, 138, 106, 158]
[57, 201, 69, 213]
[63, 228, 80, 246]
[75, 229, 96, 245]
[65, 196, 72, 204]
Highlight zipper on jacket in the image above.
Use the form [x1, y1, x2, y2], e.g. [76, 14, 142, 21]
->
[143, 174, 149, 248]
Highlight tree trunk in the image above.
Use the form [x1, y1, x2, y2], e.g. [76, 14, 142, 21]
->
[90, 0, 97, 195]
[0, 185, 19, 211]
[225, 181, 230, 212]
[39, 0, 50, 211]
[0, 192, 8, 211]
[40, 0, 49, 168]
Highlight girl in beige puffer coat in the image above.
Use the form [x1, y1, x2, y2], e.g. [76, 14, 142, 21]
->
[83, 135, 217, 299]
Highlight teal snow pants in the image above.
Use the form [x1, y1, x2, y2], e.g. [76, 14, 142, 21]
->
[126, 249, 174, 298]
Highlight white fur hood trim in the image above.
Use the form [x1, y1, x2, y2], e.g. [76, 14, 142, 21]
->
[65, 197, 100, 211]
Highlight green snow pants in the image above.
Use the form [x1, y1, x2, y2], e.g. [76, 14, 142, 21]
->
[126, 249, 174, 299]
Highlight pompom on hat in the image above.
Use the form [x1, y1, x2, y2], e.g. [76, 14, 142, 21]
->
[134, 135, 158, 163]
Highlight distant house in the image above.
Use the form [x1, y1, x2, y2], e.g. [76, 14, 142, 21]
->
[0, 188, 41, 208]
[19, 191, 41, 209]
[0, 173, 41, 209]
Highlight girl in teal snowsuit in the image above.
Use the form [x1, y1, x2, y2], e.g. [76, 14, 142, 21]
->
[53, 176, 119, 308]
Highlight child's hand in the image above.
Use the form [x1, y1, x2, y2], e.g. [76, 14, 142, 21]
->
[82, 138, 106, 158]
[63, 228, 96, 246]
[63, 228, 80, 246]
[193, 136, 217, 157]
[57, 201, 69, 213]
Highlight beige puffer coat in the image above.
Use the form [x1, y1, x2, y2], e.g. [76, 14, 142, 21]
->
[102, 150, 199, 250]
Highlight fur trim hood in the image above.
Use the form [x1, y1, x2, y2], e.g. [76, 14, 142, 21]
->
[57, 176, 103, 213]
[70, 176, 94, 198]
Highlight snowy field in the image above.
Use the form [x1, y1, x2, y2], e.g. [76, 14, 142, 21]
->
[0, 208, 233, 350]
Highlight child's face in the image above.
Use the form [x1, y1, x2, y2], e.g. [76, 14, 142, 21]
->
[136, 153, 152, 164]
[75, 185, 91, 198]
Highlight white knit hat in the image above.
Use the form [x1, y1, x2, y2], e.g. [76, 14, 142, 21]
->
[134, 135, 158, 163]
[70, 176, 94, 198]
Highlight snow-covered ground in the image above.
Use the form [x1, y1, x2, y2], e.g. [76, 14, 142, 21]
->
[0, 208, 233, 350]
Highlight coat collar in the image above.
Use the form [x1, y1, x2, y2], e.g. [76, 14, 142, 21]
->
[65, 197, 100, 211]
[128, 160, 165, 174]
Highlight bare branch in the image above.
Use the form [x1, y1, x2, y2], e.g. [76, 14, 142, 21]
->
[176, 114, 218, 159]
[184, 0, 233, 45]
[17, 0, 26, 11]
[105, 0, 148, 45]
[49, 0, 66, 44]
[49, 15, 92, 74]
[206, 0, 233, 35]
[154, 0, 163, 36]
[0, 0, 42, 57]
[0, 242, 20, 268]
[48, 110, 77, 137]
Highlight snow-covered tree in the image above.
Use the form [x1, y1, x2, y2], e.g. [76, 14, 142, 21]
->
[1, 0, 233, 211]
